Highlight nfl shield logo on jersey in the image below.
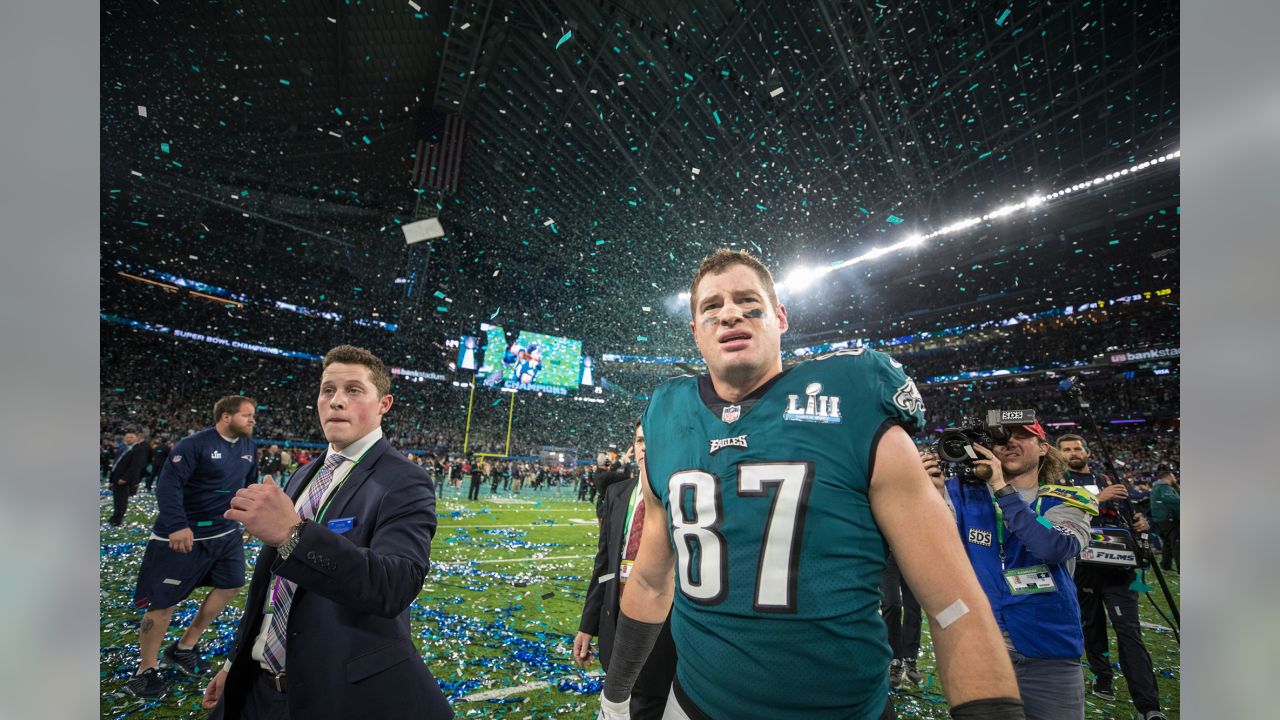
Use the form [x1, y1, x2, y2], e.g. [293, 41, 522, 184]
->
[721, 404, 741, 423]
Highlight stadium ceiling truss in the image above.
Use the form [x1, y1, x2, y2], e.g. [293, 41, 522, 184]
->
[103, 0, 1178, 345]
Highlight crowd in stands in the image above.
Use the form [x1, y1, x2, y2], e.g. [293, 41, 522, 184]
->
[889, 301, 1178, 381]
[102, 313, 1177, 481]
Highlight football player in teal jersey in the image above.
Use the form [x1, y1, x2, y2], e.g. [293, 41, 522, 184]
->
[599, 249, 1025, 720]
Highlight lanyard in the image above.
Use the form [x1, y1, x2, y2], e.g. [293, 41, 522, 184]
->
[265, 443, 374, 615]
[619, 479, 643, 561]
[312, 443, 376, 523]
[991, 493, 1046, 570]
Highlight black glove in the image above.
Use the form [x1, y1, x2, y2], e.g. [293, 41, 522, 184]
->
[950, 697, 1026, 720]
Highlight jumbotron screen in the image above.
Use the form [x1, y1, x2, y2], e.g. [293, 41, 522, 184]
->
[503, 330, 583, 391]
[477, 324, 508, 374]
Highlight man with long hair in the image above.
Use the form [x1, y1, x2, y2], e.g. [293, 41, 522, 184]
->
[942, 420, 1099, 720]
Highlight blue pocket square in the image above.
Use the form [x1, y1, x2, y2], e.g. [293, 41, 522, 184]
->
[326, 517, 355, 534]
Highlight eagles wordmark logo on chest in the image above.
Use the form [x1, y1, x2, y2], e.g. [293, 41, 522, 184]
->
[783, 382, 842, 423]
[708, 434, 749, 455]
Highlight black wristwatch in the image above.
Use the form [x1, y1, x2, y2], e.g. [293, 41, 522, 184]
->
[278, 520, 307, 559]
[992, 484, 1018, 499]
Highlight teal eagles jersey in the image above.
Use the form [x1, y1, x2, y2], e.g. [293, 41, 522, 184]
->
[641, 349, 926, 720]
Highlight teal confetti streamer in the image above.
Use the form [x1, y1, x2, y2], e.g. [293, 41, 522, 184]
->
[886, 215, 904, 224]
[555, 31, 573, 49]
[996, 8, 1012, 26]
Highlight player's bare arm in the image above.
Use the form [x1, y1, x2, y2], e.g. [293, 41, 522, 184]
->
[617, 464, 675, 624]
[869, 424, 1020, 706]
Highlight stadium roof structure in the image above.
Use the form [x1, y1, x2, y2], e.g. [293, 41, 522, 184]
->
[102, 0, 1179, 357]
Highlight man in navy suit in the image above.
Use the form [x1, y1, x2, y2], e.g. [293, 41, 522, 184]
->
[573, 421, 676, 719]
[203, 345, 453, 719]
[107, 429, 150, 525]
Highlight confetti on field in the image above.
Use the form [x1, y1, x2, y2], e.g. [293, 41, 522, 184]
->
[99, 4, 1180, 713]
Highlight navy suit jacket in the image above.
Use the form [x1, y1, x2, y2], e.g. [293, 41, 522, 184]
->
[218, 437, 453, 719]
[578, 474, 677, 697]
[109, 442, 149, 485]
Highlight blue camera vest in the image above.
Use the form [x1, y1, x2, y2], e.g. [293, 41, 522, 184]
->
[946, 479, 1085, 659]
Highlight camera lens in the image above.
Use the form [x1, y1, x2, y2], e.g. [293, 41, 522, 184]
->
[937, 431, 971, 463]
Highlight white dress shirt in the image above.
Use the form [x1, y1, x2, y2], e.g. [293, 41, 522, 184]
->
[245, 427, 384, 671]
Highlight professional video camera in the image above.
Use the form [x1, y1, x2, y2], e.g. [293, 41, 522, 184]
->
[935, 409, 1039, 483]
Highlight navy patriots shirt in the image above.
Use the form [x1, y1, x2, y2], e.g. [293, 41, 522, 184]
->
[153, 428, 258, 538]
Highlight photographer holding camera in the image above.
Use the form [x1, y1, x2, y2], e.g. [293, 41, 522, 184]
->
[937, 414, 1098, 720]
[1057, 435, 1166, 720]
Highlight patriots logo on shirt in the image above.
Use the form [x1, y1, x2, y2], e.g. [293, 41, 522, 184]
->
[171, 455, 182, 463]
[241, 454, 254, 462]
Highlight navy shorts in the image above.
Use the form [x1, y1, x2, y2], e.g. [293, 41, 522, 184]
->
[132, 530, 246, 609]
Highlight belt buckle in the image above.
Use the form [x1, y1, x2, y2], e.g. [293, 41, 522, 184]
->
[265, 670, 287, 693]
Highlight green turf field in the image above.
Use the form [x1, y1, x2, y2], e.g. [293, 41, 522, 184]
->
[100, 484, 1180, 719]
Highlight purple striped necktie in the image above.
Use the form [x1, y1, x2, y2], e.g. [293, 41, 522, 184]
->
[260, 451, 346, 673]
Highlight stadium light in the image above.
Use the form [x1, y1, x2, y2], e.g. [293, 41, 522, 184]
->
[782, 266, 829, 293]
[672, 148, 1177, 303]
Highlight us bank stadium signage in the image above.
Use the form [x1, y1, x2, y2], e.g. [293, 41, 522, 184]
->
[1107, 347, 1179, 364]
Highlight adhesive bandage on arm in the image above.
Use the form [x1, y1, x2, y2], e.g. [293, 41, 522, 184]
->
[935, 598, 970, 629]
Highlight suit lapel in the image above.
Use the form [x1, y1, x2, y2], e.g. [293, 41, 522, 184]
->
[319, 439, 391, 522]
[244, 456, 322, 620]
[285, 457, 323, 502]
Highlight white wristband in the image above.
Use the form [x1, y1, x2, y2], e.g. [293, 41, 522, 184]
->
[600, 694, 630, 718]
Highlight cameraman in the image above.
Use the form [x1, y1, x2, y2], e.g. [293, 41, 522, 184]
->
[940, 419, 1098, 720]
[1150, 471, 1180, 572]
[1058, 435, 1166, 720]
